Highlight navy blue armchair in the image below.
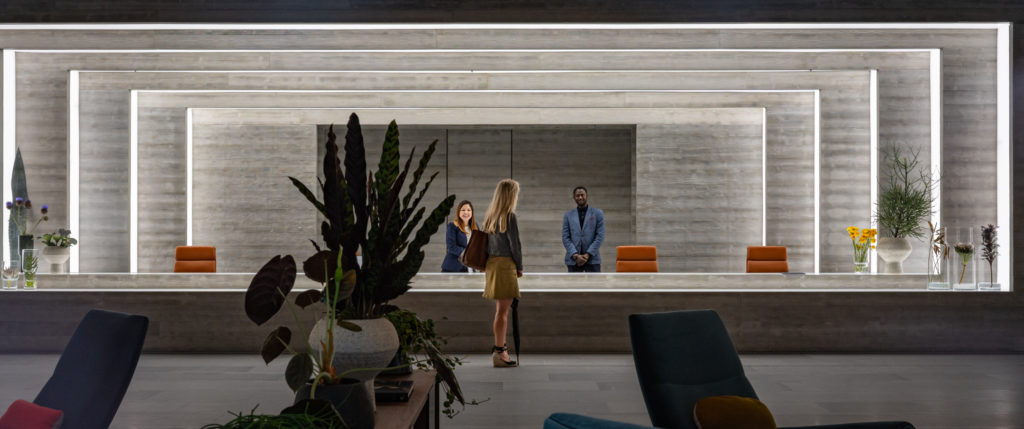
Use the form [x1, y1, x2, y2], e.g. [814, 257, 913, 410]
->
[628, 310, 914, 429]
[34, 309, 149, 429]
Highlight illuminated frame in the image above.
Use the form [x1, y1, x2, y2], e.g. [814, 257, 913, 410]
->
[121, 85, 818, 271]
[58, 50, 934, 274]
[184, 105, 767, 271]
[0, 23, 1005, 287]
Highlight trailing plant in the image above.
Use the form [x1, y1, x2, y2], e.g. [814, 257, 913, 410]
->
[874, 145, 937, 239]
[201, 401, 344, 429]
[980, 224, 998, 284]
[384, 308, 484, 417]
[41, 228, 77, 248]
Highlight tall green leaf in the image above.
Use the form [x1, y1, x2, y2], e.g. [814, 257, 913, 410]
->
[343, 114, 368, 268]
[7, 148, 27, 262]
[375, 120, 401, 197]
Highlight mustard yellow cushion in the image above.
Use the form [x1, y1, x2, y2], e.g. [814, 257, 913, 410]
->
[694, 395, 777, 429]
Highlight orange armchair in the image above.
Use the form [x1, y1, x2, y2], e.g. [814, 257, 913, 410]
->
[746, 246, 788, 273]
[616, 246, 659, 273]
[174, 246, 217, 273]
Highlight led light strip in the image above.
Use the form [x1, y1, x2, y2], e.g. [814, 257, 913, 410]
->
[996, 24, 1012, 290]
[68, 71, 79, 272]
[2, 51, 13, 264]
[762, 107, 768, 247]
[870, 70, 879, 273]
[0, 23, 1008, 30]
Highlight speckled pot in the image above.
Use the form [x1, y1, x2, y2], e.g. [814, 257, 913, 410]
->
[309, 317, 399, 410]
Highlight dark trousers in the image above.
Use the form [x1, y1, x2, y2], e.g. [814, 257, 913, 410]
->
[567, 263, 601, 273]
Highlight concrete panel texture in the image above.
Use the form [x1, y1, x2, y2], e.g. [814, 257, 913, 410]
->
[0, 28, 1000, 280]
[194, 107, 762, 273]
[74, 67, 864, 272]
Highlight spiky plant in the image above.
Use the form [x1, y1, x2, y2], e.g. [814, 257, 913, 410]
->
[7, 148, 27, 262]
[874, 145, 937, 239]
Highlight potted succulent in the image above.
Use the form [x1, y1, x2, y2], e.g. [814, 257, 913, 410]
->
[874, 145, 937, 273]
[248, 113, 470, 417]
[40, 228, 77, 274]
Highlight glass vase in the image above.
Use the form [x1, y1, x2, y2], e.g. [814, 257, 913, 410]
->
[950, 227, 976, 291]
[21, 249, 38, 289]
[852, 250, 870, 274]
[1, 261, 18, 290]
[977, 258, 1000, 291]
[926, 245, 950, 290]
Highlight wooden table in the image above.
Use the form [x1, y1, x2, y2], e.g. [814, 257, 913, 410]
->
[375, 370, 439, 429]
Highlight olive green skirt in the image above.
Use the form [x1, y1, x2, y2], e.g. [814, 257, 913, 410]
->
[483, 256, 520, 300]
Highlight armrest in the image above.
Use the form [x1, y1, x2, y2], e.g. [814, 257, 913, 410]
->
[782, 422, 915, 429]
[544, 413, 659, 429]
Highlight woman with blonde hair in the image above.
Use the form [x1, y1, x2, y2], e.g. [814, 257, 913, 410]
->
[441, 200, 477, 273]
[482, 178, 522, 368]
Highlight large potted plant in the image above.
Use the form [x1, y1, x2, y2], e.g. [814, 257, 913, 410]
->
[874, 145, 937, 273]
[247, 113, 463, 414]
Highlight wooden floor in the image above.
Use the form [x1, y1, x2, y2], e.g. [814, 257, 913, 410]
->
[0, 354, 1021, 429]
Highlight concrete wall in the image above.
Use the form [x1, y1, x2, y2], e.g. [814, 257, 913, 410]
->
[0, 27, 1002, 280]
[192, 107, 764, 273]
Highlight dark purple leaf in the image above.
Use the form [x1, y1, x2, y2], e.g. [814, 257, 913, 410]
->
[261, 326, 291, 364]
[295, 289, 323, 308]
[285, 353, 314, 392]
[245, 255, 297, 325]
[303, 250, 338, 284]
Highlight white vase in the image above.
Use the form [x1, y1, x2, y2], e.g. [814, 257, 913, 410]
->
[876, 237, 912, 274]
[309, 317, 399, 411]
[40, 246, 70, 274]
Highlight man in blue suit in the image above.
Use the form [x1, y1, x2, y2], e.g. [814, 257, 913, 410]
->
[562, 186, 605, 272]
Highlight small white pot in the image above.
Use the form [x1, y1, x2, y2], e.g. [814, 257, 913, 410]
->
[40, 246, 71, 274]
[876, 237, 913, 274]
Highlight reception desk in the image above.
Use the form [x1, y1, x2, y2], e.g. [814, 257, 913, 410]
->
[28, 272, 932, 291]
[0, 273, 1020, 354]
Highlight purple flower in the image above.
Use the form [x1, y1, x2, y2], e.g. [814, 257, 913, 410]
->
[14, 198, 23, 206]
[24, 200, 31, 209]
[4, 202, 10, 210]
[40, 205, 48, 215]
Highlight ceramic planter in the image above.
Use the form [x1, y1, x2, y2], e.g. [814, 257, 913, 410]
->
[41, 246, 70, 274]
[294, 378, 374, 429]
[876, 237, 912, 273]
[309, 317, 399, 410]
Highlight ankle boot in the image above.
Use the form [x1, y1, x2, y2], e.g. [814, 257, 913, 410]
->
[491, 345, 517, 367]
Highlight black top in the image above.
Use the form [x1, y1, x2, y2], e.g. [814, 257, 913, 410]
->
[486, 213, 523, 271]
[577, 205, 588, 229]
